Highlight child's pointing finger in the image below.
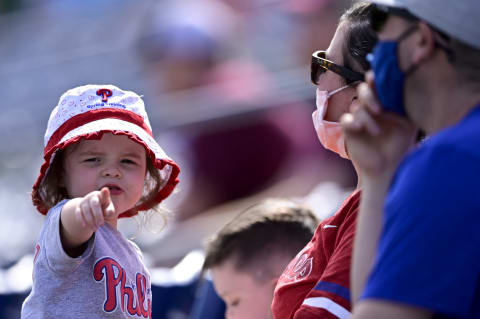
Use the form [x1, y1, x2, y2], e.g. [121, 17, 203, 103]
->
[100, 187, 115, 217]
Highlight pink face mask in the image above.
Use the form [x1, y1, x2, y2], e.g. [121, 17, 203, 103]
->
[312, 86, 350, 159]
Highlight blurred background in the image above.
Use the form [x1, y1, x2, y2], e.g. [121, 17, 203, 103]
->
[0, 0, 357, 317]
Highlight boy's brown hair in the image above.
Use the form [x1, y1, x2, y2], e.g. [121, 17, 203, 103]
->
[203, 198, 319, 281]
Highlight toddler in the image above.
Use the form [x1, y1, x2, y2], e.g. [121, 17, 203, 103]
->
[22, 84, 180, 318]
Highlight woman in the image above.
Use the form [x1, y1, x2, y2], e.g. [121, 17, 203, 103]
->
[271, 2, 377, 318]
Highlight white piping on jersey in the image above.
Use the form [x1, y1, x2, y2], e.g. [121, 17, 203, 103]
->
[323, 225, 338, 229]
[302, 297, 351, 318]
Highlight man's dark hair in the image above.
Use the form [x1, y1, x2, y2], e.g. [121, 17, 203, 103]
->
[203, 198, 318, 281]
[340, 2, 378, 77]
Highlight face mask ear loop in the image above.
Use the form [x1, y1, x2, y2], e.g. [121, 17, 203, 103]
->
[327, 84, 351, 99]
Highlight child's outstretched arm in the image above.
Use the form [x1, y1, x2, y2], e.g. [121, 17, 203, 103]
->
[60, 187, 115, 256]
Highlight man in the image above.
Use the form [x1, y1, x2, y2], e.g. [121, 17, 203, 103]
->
[341, 0, 480, 318]
[202, 198, 318, 319]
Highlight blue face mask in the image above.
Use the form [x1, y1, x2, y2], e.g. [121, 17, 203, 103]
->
[367, 25, 418, 117]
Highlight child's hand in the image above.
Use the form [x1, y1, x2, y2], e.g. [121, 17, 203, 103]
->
[75, 188, 115, 231]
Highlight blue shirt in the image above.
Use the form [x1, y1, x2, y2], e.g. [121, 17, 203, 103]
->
[362, 104, 480, 318]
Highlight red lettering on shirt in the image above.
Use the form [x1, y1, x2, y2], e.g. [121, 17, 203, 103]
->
[93, 257, 151, 318]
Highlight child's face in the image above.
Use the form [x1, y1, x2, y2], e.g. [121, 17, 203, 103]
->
[62, 133, 147, 216]
[211, 260, 276, 319]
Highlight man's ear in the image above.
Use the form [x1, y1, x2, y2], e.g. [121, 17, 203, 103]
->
[411, 22, 436, 65]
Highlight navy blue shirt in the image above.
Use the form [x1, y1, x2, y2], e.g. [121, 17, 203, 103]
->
[362, 104, 480, 318]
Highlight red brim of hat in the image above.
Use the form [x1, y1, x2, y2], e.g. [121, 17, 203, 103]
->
[32, 124, 180, 218]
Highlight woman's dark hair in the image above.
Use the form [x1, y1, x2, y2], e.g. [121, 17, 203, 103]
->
[340, 2, 378, 77]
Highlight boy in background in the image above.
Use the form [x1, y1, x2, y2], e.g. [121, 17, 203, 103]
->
[202, 198, 319, 319]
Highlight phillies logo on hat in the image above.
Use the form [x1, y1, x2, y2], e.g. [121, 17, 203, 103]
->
[97, 88, 113, 102]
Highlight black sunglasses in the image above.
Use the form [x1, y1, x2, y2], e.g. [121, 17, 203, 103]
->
[311, 50, 364, 85]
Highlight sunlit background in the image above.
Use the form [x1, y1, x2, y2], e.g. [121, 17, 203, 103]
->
[0, 0, 357, 317]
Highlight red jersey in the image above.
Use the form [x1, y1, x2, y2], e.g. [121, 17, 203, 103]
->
[272, 190, 360, 319]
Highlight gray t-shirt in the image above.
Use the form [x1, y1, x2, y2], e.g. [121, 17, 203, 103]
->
[22, 200, 152, 318]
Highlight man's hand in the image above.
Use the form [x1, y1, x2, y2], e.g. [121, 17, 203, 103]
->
[341, 71, 417, 183]
[342, 72, 418, 303]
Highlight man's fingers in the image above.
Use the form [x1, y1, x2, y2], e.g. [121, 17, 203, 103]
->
[341, 113, 360, 132]
[358, 82, 381, 115]
[341, 108, 379, 136]
[357, 108, 380, 136]
[365, 70, 375, 88]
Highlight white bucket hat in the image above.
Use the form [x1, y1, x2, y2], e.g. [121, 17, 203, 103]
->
[368, 0, 480, 50]
[32, 84, 180, 218]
